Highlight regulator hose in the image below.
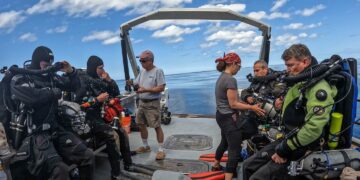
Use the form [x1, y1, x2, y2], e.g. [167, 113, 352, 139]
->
[8, 62, 63, 75]
[282, 64, 329, 84]
[251, 71, 286, 83]
[282, 55, 342, 84]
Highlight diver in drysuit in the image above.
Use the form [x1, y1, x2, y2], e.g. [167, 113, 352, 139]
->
[242, 44, 337, 180]
[73, 55, 133, 179]
[240, 60, 287, 141]
[8, 46, 94, 180]
[241, 60, 286, 105]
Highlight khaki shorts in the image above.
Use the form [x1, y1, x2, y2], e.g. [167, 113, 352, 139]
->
[136, 99, 161, 128]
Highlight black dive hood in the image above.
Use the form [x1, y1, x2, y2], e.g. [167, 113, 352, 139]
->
[282, 55, 343, 84]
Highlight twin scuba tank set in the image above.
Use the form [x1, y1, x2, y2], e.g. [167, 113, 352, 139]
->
[1, 62, 65, 149]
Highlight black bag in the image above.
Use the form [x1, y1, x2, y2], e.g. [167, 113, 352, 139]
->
[27, 133, 61, 176]
[235, 113, 258, 140]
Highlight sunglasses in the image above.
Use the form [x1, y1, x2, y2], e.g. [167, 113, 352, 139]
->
[139, 59, 148, 63]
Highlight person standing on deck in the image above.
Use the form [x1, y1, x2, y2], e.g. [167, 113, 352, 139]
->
[133, 50, 167, 161]
[213, 52, 265, 180]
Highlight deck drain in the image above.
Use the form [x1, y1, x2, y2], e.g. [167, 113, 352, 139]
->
[163, 134, 212, 151]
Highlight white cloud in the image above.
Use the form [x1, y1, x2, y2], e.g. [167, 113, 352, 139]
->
[200, 41, 218, 48]
[234, 23, 256, 31]
[283, 23, 303, 30]
[0, 10, 25, 33]
[138, 20, 203, 31]
[283, 22, 322, 30]
[167, 37, 183, 43]
[199, 3, 246, 13]
[298, 33, 308, 38]
[152, 25, 200, 43]
[46, 25, 68, 33]
[267, 12, 290, 19]
[309, 33, 317, 38]
[103, 36, 120, 45]
[208, 0, 229, 4]
[26, 0, 192, 17]
[271, 0, 287, 12]
[205, 30, 258, 47]
[275, 34, 299, 46]
[248, 11, 289, 20]
[237, 35, 263, 53]
[82, 30, 120, 45]
[295, 4, 326, 16]
[275, 32, 318, 46]
[131, 38, 143, 44]
[202, 24, 265, 53]
[248, 11, 267, 20]
[19, 33, 37, 42]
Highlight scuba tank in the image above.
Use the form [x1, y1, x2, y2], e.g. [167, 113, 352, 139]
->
[9, 103, 27, 149]
[328, 112, 343, 149]
[289, 149, 360, 180]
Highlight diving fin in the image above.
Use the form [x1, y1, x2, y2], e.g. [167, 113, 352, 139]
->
[199, 153, 228, 162]
[188, 171, 225, 180]
[199, 153, 228, 159]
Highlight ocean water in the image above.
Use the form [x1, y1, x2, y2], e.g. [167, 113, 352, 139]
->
[117, 65, 360, 138]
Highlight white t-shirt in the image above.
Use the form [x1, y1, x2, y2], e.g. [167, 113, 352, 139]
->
[134, 66, 166, 100]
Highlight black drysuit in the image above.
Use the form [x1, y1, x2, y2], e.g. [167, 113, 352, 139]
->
[74, 69, 132, 177]
[9, 71, 94, 180]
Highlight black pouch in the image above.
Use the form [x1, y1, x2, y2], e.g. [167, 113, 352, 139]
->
[234, 113, 258, 140]
[27, 133, 61, 176]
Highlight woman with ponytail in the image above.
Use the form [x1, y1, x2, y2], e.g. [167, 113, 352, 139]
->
[213, 52, 265, 180]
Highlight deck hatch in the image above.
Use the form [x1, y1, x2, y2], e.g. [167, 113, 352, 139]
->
[164, 134, 212, 151]
[151, 159, 210, 173]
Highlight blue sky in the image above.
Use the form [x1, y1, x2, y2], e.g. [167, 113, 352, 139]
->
[1, 0, 360, 80]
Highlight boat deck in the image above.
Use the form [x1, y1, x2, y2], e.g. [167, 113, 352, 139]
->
[94, 116, 222, 179]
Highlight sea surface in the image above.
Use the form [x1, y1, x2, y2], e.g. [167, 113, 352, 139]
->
[117, 65, 360, 138]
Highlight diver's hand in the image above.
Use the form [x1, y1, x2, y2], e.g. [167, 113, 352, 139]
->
[246, 97, 255, 104]
[52, 88, 62, 99]
[60, 61, 73, 74]
[274, 97, 283, 110]
[96, 92, 109, 102]
[101, 72, 112, 82]
[271, 153, 287, 164]
[251, 104, 266, 116]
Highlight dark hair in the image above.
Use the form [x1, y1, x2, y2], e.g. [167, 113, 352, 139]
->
[216, 61, 226, 72]
[281, 43, 312, 61]
[254, 60, 268, 68]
